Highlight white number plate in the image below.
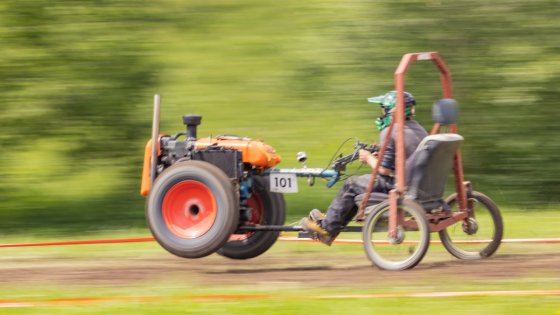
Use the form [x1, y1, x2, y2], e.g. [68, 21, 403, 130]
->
[269, 173, 298, 193]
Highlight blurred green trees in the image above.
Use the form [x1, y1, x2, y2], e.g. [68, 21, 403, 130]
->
[0, 0, 558, 232]
[0, 0, 157, 231]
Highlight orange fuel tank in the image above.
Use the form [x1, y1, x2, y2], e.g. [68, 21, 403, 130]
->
[195, 136, 281, 169]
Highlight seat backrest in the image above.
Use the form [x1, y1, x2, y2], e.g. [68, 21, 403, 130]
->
[432, 98, 459, 125]
[405, 134, 463, 205]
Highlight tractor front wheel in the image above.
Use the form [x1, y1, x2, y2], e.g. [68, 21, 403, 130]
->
[146, 161, 238, 258]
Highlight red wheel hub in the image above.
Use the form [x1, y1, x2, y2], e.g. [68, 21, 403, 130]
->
[230, 192, 264, 241]
[162, 180, 217, 239]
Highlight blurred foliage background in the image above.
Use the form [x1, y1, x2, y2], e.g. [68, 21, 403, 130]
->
[0, 0, 558, 233]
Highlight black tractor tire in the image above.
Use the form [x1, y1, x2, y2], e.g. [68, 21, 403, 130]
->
[146, 160, 238, 259]
[218, 176, 286, 260]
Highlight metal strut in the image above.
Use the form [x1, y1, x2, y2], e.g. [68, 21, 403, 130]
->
[237, 224, 363, 233]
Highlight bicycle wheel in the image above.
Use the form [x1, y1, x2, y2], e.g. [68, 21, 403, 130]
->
[439, 191, 503, 260]
[362, 199, 430, 270]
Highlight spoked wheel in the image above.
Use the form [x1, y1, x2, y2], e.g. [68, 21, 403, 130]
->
[362, 199, 430, 270]
[439, 191, 503, 260]
[218, 176, 286, 260]
[146, 161, 238, 258]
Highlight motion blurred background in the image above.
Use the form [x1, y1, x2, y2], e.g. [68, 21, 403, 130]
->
[0, 0, 558, 234]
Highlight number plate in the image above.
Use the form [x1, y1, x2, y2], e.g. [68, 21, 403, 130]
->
[269, 173, 298, 193]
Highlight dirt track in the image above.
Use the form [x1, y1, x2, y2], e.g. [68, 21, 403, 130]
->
[1, 246, 558, 288]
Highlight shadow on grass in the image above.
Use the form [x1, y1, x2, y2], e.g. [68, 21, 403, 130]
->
[206, 265, 335, 274]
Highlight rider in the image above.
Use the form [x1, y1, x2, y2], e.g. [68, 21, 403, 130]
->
[300, 91, 428, 245]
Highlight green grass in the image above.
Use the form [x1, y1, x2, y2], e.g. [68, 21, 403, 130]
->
[0, 271, 558, 314]
[1, 290, 559, 315]
[0, 209, 558, 314]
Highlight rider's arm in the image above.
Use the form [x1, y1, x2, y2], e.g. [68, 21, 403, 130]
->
[359, 150, 392, 175]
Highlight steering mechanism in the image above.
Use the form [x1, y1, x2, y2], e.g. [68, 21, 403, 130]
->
[332, 141, 378, 173]
[326, 141, 379, 187]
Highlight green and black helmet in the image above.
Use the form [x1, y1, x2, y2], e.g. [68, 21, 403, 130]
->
[368, 90, 416, 131]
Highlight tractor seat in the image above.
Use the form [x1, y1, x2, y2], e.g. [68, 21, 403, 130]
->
[355, 133, 464, 215]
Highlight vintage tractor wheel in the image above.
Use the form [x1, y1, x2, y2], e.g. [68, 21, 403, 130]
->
[439, 191, 503, 260]
[218, 176, 286, 260]
[146, 160, 238, 258]
[362, 199, 430, 270]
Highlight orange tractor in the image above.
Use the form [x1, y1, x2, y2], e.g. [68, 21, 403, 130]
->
[141, 52, 503, 270]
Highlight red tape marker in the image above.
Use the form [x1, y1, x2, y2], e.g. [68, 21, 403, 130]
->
[1, 237, 560, 249]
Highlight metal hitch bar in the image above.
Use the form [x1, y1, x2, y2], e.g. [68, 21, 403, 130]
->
[237, 224, 363, 233]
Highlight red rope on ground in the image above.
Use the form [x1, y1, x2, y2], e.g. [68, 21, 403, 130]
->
[278, 237, 560, 245]
[0, 236, 559, 249]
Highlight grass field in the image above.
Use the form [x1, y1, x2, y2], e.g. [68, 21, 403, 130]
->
[0, 209, 558, 314]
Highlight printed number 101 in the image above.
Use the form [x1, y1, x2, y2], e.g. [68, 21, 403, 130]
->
[269, 173, 298, 193]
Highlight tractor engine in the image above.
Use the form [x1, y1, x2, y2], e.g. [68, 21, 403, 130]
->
[140, 115, 281, 197]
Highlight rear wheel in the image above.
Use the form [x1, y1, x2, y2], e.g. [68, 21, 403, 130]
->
[146, 161, 238, 258]
[362, 199, 430, 270]
[218, 176, 286, 259]
[439, 191, 503, 260]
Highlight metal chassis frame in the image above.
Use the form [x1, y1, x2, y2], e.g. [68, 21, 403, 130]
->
[236, 52, 472, 235]
[240, 52, 472, 235]
[389, 52, 469, 236]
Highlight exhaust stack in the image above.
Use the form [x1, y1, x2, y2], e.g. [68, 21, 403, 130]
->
[183, 114, 202, 140]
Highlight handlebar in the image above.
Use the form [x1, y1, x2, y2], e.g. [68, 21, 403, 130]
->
[331, 141, 379, 172]
[326, 141, 379, 187]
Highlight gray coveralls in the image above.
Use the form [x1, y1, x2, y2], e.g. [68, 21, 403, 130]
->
[321, 119, 428, 234]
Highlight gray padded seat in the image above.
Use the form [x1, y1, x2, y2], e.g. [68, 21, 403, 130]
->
[356, 133, 463, 214]
[405, 133, 463, 210]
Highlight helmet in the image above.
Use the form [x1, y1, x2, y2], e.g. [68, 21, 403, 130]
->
[368, 91, 416, 131]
